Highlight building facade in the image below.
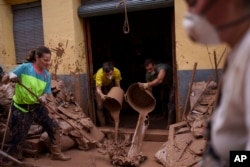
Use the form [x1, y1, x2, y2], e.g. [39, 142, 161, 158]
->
[0, 0, 227, 125]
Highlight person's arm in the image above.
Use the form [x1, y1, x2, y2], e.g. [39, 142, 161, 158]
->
[147, 69, 166, 87]
[114, 68, 122, 87]
[44, 73, 52, 94]
[96, 86, 107, 100]
[39, 93, 49, 104]
[1, 64, 26, 84]
[140, 69, 166, 89]
[38, 71, 52, 104]
[94, 69, 107, 100]
[1, 73, 10, 84]
[1, 72, 20, 84]
[115, 81, 120, 87]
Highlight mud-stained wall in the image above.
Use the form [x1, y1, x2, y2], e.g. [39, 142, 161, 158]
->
[174, 0, 229, 121]
[42, 0, 88, 112]
[0, 0, 16, 65]
[0, 0, 89, 115]
[42, 0, 86, 75]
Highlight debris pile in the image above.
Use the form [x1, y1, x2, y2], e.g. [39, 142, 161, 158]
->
[155, 81, 218, 167]
[98, 133, 147, 167]
[187, 81, 217, 138]
[97, 83, 155, 167]
[0, 82, 15, 115]
[0, 82, 15, 146]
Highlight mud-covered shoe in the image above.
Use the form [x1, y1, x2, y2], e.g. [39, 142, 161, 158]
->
[51, 153, 71, 161]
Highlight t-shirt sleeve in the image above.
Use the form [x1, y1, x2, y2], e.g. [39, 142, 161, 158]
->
[157, 64, 169, 71]
[44, 72, 52, 94]
[114, 69, 122, 82]
[12, 63, 27, 77]
[95, 70, 103, 87]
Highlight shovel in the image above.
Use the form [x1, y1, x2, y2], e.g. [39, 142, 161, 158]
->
[0, 150, 53, 167]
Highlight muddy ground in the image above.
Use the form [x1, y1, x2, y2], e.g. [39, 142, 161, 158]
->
[1, 79, 215, 167]
[23, 141, 164, 167]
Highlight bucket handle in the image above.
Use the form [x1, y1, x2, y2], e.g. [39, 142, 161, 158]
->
[124, 94, 127, 101]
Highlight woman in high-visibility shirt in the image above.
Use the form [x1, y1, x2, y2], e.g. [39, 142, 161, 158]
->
[1, 46, 70, 166]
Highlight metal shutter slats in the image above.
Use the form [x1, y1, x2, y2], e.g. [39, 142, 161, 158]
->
[13, 2, 44, 63]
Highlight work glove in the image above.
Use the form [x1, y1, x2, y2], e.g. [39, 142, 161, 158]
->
[9, 72, 20, 83]
[138, 82, 149, 89]
[38, 95, 47, 104]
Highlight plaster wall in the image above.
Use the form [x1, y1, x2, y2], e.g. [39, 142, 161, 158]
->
[174, 0, 228, 71]
[0, 0, 16, 65]
[42, 0, 86, 75]
[42, 0, 88, 112]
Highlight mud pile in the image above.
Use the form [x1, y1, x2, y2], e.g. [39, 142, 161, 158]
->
[98, 83, 156, 167]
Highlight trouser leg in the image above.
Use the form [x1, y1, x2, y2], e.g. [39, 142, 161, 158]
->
[102, 86, 114, 124]
[160, 85, 169, 118]
[35, 106, 71, 161]
[95, 91, 106, 126]
[7, 105, 34, 160]
[50, 131, 71, 161]
[152, 86, 161, 115]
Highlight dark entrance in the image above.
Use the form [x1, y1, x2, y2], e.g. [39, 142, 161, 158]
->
[89, 8, 175, 129]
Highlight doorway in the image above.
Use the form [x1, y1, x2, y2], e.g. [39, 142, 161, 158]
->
[88, 7, 175, 129]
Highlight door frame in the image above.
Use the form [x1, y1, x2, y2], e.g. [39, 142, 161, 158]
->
[83, 7, 178, 125]
[84, 19, 96, 124]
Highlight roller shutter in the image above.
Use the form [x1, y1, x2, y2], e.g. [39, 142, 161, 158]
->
[13, 2, 44, 64]
[78, 0, 174, 18]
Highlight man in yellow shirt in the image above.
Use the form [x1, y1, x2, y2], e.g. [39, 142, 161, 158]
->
[94, 62, 122, 126]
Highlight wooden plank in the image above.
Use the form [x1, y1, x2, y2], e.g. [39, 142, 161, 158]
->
[182, 62, 197, 120]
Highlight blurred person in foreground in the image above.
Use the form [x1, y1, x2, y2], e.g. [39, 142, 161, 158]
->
[183, 0, 250, 166]
[93, 62, 122, 126]
[1, 46, 70, 166]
